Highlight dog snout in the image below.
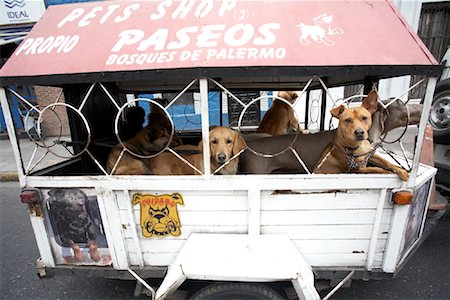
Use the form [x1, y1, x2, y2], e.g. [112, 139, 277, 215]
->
[354, 129, 365, 140]
[217, 153, 227, 164]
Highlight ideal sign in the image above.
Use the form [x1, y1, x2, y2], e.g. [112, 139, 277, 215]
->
[1, 0, 46, 26]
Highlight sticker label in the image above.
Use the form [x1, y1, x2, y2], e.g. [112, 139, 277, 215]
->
[132, 193, 184, 238]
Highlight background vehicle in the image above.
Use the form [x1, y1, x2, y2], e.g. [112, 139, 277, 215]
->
[433, 46, 450, 190]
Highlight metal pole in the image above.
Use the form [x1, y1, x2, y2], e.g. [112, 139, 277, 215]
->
[200, 78, 211, 176]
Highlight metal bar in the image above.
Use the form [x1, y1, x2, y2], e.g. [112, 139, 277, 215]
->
[0, 88, 26, 186]
[317, 76, 336, 106]
[209, 78, 246, 108]
[319, 89, 327, 131]
[408, 77, 437, 188]
[26, 149, 51, 175]
[290, 148, 311, 174]
[99, 82, 121, 111]
[128, 269, 155, 300]
[199, 78, 211, 177]
[385, 78, 426, 107]
[25, 145, 40, 174]
[167, 148, 203, 175]
[213, 148, 245, 175]
[322, 270, 355, 300]
[304, 90, 310, 130]
[110, 148, 126, 176]
[78, 82, 96, 112]
[6, 87, 40, 112]
[166, 79, 197, 109]
[86, 150, 109, 175]
[366, 189, 387, 271]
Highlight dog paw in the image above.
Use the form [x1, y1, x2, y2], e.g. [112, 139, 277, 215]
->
[89, 241, 101, 262]
[72, 245, 84, 262]
[397, 169, 409, 181]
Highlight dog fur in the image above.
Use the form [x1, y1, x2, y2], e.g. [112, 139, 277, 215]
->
[150, 127, 246, 175]
[313, 91, 409, 181]
[257, 91, 306, 135]
[240, 95, 419, 176]
[106, 124, 170, 175]
[369, 98, 422, 143]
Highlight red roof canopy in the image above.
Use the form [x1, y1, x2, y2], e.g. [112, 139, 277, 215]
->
[0, 0, 440, 86]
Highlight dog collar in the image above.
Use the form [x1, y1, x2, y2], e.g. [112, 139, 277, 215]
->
[343, 145, 359, 153]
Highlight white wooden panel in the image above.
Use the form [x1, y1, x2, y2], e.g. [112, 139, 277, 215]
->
[127, 251, 141, 266]
[261, 192, 383, 210]
[261, 209, 392, 226]
[143, 252, 178, 266]
[120, 190, 248, 211]
[292, 240, 370, 254]
[127, 239, 187, 253]
[304, 253, 367, 267]
[124, 225, 248, 239]
[261, 224, 390, 240]
[132, 211, 248, 226]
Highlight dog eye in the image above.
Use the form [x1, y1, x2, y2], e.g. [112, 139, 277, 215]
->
[212, 139, 218, 144]
[226, 139, 232, 144]
[345, 118, 351, 123]
[362, 116, 368, 121]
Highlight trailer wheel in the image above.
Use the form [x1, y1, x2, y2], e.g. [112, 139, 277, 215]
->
[188, 283, 285, 300]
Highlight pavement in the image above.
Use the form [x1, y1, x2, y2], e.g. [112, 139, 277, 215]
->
[0, 137, 68, 181]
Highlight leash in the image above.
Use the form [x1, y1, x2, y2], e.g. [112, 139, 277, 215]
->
[315, 142, 382, 171]
[345, 145, 379, 171]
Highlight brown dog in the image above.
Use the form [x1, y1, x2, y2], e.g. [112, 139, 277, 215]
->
[240, 96, 422, 175]
[369, 98, 422, 144]
[257, 91, 306, 135]
[106, 124, 170, 175]
[313, 91, 409, 181]
[150, 127, 246, 175]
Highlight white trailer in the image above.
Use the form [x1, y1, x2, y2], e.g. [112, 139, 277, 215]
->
[0, 1, 444, 299]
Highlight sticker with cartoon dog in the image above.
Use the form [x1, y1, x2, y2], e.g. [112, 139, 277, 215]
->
[132, 193, 184, 238]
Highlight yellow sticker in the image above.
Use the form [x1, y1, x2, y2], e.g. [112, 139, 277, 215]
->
[132, 193, 184, 238]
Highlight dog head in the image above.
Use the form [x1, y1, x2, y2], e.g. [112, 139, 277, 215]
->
[368, 98, 423, 143]
[206, 126, 246, 166]
[278, 91, 298, 104]
[331, 90, 378, 144]
[48, 188, 89, 217]
[144, 204, 180, 237]
[131, 124, 170, 155]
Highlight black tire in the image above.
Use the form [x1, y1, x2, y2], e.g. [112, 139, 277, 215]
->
[189, 283, 285, 300]
[430, 79, 450, 144]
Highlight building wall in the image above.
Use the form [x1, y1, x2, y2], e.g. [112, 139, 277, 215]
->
[33, 86, 70, 137]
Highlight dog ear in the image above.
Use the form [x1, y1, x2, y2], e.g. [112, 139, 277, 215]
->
[362, 90, 378, 115]
[232, 130, 247, 155]
[330, 105, 345, 118]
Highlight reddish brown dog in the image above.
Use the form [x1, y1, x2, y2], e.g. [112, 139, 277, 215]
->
[257, 91, 306, 136]
[313, 91, 409, 181]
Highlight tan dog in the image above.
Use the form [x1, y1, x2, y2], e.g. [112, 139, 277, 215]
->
[313, 91, 409, 181]
[257, 91, 306, 135]
[150, 127, 246, 175]
[106, 124, 170, 175]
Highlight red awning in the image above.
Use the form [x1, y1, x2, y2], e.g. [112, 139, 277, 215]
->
[0, 0, 439, 83]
